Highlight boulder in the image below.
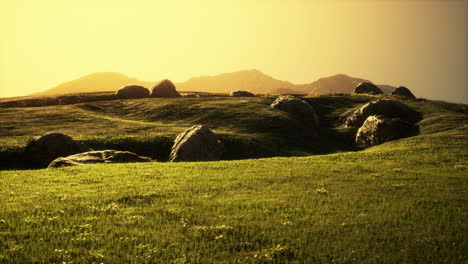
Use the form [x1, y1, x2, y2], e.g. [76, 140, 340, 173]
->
[353, 82, 383, 95]
[115, 85, 150, 99]
[355, 115, 413, 147]
[150, 79, 181, 97]
[48, 150, 154, 168]
[392, 86, 416, 99]
[230, 90, 255, 97]
[271, 96, 319, 127]
[23, 132, 92, 168]
[169, 125, 224, 162]
[345, 99, 422, 127]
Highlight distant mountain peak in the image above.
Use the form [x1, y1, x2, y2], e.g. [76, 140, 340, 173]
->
[31, 72, 154, 96]
[329, 73, 351, 78]
[177, 69, 295, 93]
[318, 73, 362, 81]
[302, 74, 371, 94]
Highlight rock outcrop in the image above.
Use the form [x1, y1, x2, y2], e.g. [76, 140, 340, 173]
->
[345, 99, 422, 128]
[271, 96, 319, 127]
[169, 125, 224, 162]
[392, 86, 416, 99]
[150, 79, 181, 97]
[23, 132, 92, 168]
[355, 115, 413, 147]
[230, 90, 255, 97]
[115, 85, 150, 99]
[353, 82, 383, 95]
[48, 150, 154, 168]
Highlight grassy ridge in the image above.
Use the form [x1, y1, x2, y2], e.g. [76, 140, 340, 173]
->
[0, 95, 367, 168]
[1, 94, 466, 167]
[0, 126, 466, 263]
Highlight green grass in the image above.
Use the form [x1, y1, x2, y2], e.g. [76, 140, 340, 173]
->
[0, 94, 467, 263]
[0, 95, 368, 168]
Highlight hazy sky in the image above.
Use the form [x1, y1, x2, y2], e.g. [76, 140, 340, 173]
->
[1, 0, 467, 103]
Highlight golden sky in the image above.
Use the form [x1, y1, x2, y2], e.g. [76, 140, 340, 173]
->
[1, 0, 467, 103]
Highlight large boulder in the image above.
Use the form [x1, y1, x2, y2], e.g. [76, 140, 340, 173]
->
[169, 125, 224, 162]
[355, 115, 413, 147]
[392, 86, 416, 99]
[353, 82, 383, 95]
[230, 90, 255, 97]
[48, 150, 154, 168]
[115, 85, 150, 99]
[271, 96, 319, 127]
[23, 132, 92, 168]
[150, 79, 181, 97]
[345, 99, 422, 127]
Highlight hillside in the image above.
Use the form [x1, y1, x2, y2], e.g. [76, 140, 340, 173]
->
[176, 69, 296, 94]
[2, 94, 466, 166]
[30, 72, 154, 96]
[300, 74, 396, 94]
[29, 70, 398, 97]
[0, 95, 370, 169]
[0, 94, 466, 263]
[1, 94, 466, 169]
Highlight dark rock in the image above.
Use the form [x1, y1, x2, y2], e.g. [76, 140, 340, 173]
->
[355, 115, 414, 147]
[150, 79, 181, 97]
[48, 150, 154, 168]
[345, 99, 422, 127]
[230, 90, 255, 97]
[392, 86, 416, 99]
[271, 96, 319, 127]
[115, 85, 150, 99]
[353, 82, 383, 95]
[169, 125, 224, 162]
[23, 132, 92, 168]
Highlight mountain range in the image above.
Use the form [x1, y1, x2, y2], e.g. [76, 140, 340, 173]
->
[31, 69, 396, 96]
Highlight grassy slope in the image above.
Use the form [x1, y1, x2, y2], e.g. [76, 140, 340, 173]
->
[0, 95, 371, 168]
[0, 95, 467, 263]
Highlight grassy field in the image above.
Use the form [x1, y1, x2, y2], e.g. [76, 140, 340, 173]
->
[0, 94, 467, 263]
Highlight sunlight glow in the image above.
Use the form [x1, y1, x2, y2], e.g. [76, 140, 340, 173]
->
[0, 0, 467, 103]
